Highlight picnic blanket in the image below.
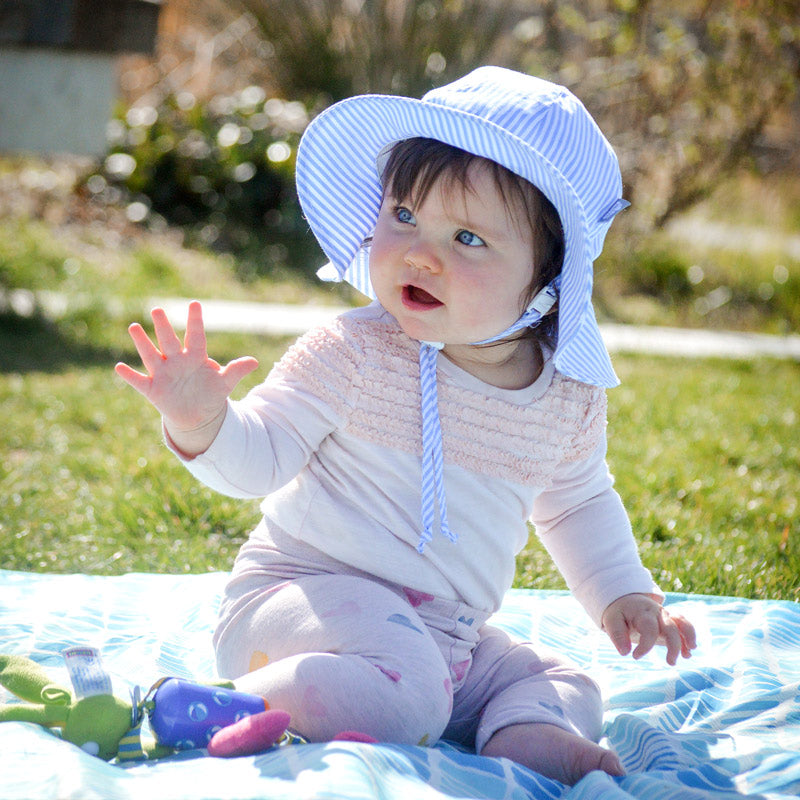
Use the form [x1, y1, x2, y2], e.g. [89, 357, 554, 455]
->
[0, 568, 798, 799]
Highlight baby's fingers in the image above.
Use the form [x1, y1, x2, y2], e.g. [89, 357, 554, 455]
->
[630, 615, 660, 660]
[632, 610, 691, 665]
[602, 611, 633, 657]
[152, 307, 184, 356]
[656, 615, 684, 666]
[673, 613, 698, 659]
[114, 361, 152, 396]
[219, 356, 260, 393]
[183, 300, 208, 354]
[126, 321, 164, 375]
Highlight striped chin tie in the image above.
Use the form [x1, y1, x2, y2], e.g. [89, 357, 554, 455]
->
[415, 276, 560, 553]
[417, 340, 455, 553]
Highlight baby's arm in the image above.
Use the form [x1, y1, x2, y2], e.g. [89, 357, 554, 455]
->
[115, 301, 259, 457]
[601, 593, 697, 666]
[532, 442, 697, 664]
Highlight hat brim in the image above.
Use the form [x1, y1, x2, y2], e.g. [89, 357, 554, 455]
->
[296, 93, 618, 388]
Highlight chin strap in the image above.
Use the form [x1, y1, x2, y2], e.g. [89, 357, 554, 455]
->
[414, 276, 561, 553]
[418, 340, 456, 553]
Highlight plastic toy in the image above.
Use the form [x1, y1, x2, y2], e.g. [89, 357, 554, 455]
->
[0, 649, 292, 761]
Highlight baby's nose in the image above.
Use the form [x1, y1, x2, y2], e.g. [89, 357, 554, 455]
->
[404, 239, 443, 273]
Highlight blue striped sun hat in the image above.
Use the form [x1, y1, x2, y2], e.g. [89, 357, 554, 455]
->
[295, 66, 629, 550]
[296, 65, 629, 389]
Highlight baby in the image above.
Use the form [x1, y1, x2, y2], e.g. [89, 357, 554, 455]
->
[117, 67, 696, 784]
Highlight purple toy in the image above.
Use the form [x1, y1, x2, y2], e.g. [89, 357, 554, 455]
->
[146, 678, 269, 750]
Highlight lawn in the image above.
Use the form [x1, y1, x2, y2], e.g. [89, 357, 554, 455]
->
[0, 162, 798, 601]
[1, 317, 797, 601]
[516, 354, 799, 601]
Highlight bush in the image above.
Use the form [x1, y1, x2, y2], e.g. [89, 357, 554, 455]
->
[624, 249, 694, 302]
[595, 232, 800, 334]
[236, 0, 799, 230]
[87, 88, 322, 281]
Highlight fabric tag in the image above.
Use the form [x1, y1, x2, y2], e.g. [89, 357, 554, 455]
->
[62, 646, 113, 698]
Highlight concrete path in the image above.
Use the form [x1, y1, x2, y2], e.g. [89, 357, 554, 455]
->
[152, 296, 800, 362]
[5, 289, 800, 361]
[598, 322, 800, 360]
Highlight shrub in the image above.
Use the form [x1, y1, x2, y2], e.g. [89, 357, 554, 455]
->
[87, 88, 321, 280]
[625, 249, 694, 302]
[236, 0, 799, 231]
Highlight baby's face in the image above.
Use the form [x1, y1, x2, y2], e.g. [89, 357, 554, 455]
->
[369, 162, 536, 350]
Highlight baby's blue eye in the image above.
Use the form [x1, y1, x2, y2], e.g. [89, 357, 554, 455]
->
[396, 206, 416, 225]
[456, 230, 485, 247]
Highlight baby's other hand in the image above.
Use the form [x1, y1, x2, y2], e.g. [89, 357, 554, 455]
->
[601, 593, 697, 666]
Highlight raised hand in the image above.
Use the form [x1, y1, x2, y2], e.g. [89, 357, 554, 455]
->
[601, 593, 697, 666]
[115, 301, 259, 456]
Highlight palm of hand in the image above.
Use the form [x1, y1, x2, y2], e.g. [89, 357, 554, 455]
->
[144, 349, 232, 431]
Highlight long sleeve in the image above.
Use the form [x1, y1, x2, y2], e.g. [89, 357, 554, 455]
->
[165, 319, 360, 498]
[164, 304, 660, 615]
[530, 437, 662, 627]
[166, 387, 341, 498]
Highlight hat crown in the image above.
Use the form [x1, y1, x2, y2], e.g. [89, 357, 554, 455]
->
[422, 67, 621, 254]
[424, 67, 568, 121]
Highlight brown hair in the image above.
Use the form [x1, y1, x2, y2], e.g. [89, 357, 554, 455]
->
[380, 137, 564, 349]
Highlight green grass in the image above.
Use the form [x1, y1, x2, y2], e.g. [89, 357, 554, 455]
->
[594, 230, 800, 335]
[0, 214, 350, 307]
[0, 327, 289, 574]
[1, 161, 797, 600]
[515, 355, 800, 601]
[1, 320, 797, 600]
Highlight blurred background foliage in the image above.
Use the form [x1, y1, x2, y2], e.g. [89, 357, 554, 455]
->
[112, 0, 799, 228]
[94, 89, 317, 281]
[11, 0, 797, 329]
[234, 0, 800, 231]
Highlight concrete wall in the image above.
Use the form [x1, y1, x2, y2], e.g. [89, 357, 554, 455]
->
[0, 47, 116, 156]
[0, 0, 160, 156]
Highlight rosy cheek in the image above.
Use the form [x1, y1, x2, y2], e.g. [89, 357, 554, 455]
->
[369, 227, 394, 263]
[368, 249, 396, 305]
[455, 274, 493, 309]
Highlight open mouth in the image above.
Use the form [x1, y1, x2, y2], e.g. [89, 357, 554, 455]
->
[402, 285, 443, 310]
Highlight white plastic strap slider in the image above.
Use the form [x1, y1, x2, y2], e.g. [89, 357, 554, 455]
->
[526, 283, 559, 316]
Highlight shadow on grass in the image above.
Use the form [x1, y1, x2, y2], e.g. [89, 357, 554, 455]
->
[0, 311, 127, 373]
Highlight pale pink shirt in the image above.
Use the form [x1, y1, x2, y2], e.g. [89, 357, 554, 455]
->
[173, 304, 660, 625]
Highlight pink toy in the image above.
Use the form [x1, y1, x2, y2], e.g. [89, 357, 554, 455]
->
[208, 709, 293, 757]
[209, 712, 378, 756]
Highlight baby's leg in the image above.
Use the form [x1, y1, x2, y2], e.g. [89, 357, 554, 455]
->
[215, 574, 453, 745]
[446, 625, 623, 785]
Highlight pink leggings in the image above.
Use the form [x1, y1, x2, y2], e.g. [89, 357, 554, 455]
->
[214, 560, 602, 751]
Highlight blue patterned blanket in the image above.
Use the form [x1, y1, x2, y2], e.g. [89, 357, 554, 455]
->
[1, 569, 798, 799]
